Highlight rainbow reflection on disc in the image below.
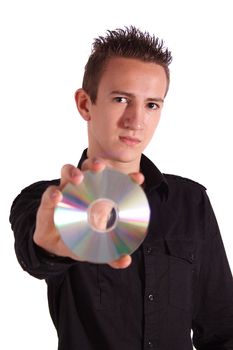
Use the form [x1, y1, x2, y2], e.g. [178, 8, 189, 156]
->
[54, 168, 150, 263]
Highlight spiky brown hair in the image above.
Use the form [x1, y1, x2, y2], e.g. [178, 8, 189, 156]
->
[82, 26, 172, 102]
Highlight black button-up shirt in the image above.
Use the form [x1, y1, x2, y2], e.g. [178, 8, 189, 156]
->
[10, 150, 233, 349]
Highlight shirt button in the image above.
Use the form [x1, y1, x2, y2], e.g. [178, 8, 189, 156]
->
[146, 247, 152, 254]
[148, 294, 154, 301]
[148, 340, 154, 348]
[190, 253, 195, 261]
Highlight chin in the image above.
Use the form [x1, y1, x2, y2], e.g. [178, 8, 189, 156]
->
[97, 143, 143, 163]
[112, 149, 141, 163]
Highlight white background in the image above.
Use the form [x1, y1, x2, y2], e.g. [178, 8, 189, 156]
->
[1, 0, 232, 349]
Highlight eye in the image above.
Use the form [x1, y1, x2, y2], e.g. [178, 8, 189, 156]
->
[113, 96, 128, 103]
[147, 102, 159, 110]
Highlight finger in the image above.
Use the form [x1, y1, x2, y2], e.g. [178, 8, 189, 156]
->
[108, 255, 132, 269]
[129, 172, 145, 186]
[60, 164, 84, 188]
[34, 186, 62, 247]
[81, 158, 107, 173]
[39, 185, 63, 211]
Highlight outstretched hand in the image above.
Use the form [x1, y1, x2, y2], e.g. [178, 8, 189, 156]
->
[33, 158, 144, 269]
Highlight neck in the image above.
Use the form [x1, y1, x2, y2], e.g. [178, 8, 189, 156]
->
[86, 149, 141, 175]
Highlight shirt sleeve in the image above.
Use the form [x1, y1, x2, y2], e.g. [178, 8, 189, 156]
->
[192, 190, 233, 349]
[9, 180, 77, 280]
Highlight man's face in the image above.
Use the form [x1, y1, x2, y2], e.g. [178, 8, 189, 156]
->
[83, 57, 167, 169]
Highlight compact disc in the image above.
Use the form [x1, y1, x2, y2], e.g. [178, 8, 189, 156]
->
[54, 168, 150, 263]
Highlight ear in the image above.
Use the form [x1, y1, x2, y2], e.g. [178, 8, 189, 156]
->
[74, 88, 92, 121]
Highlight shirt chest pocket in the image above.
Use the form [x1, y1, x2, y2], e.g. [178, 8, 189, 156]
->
[166, 239, 196, 312]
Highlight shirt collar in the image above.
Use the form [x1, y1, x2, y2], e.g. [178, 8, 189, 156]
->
[140, 153, 169, 201]
[77, 148, 89, 168]
[78, 149, 169, 201]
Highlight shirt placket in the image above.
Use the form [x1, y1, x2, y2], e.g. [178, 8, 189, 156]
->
[143, 246, 160, 349]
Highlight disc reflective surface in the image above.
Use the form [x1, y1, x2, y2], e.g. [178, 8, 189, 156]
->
[54, 168, 150, 263]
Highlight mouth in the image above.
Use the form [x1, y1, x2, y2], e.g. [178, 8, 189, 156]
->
[119, 136, 141, 146]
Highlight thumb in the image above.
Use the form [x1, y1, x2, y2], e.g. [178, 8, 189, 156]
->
[39, 186, 63, 211]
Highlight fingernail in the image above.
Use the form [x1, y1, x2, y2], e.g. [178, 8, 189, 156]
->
[51, 190, 60, 199]
[93, 158, 102, 164]
[71, 168, 79, 177]
[71, 169, 84, 182]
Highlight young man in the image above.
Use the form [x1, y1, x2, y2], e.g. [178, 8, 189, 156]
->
[10, 26, 233, 349]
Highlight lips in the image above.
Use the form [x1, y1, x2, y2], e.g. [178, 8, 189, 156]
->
[119, 136, 141, 146]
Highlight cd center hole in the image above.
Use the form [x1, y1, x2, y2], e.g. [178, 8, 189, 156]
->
[88, 198, 118, 232]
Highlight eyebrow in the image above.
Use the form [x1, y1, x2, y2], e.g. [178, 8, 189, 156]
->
[110, 90, 164, 103]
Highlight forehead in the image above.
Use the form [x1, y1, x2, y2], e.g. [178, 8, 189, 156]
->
[97, 57, 167, 97]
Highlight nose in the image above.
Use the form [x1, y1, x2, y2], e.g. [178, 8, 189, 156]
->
[121, 103, 146, 130]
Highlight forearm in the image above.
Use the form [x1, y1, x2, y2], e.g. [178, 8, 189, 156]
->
[10, 180, 76, 279]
